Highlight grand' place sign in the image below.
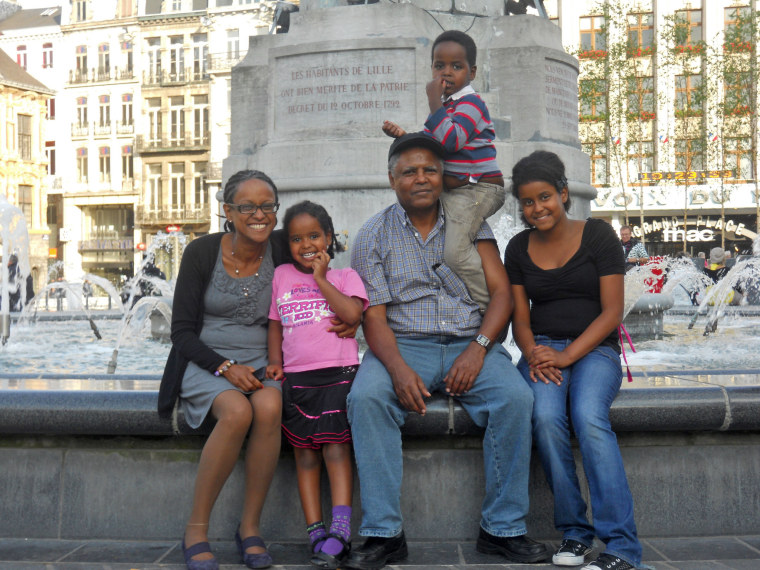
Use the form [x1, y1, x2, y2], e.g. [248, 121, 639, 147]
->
[630, 216, 758, 242]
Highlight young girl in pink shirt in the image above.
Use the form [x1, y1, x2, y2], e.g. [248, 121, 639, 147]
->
[266, 201, 368, 569]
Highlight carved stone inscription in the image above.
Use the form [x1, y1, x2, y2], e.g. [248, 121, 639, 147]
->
[274, 48, 416, 134]
[544, 59, 578, 137]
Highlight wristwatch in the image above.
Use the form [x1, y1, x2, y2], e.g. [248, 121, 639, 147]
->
[473, 334, 492, 351]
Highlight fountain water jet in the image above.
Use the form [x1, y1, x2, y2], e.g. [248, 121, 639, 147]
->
[0, 195, 32, 345]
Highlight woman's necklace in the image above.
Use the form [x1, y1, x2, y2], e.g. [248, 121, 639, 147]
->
[230, 237, 264, 277]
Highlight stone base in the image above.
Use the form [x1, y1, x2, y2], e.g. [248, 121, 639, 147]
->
[2, 431, 759, 541]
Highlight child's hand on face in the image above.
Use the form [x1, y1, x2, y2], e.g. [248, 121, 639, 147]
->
[311, 251, 330, 280]
[426, 77, 446, 103]
[382, 121, 406, 139]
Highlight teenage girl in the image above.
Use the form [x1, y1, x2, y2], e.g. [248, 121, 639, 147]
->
[503, 151, 642, 570]
[266, 201, 368, 569]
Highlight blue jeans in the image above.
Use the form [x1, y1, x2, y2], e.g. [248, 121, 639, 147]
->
[517, 337, 641, 566]
[347, 337, 533, 538]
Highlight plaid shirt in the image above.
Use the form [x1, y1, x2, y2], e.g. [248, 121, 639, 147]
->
[350, 202, 492, 338]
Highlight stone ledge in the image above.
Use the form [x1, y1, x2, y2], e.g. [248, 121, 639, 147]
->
[2, 374, 760, 435]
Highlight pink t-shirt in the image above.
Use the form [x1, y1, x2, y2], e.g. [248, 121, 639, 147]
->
[269, 263, 369, 373]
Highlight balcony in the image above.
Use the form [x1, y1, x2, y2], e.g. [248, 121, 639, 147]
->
[142, 68, 209, 87]
[135, 204, 210, 226]
[68, 67, 135, 84]
[94, 122, 112, 137]
[207, 53, 244, 72]
[78, 237, 134, 252]
[135, 133, 210, 153]
[71, 123, 89, 137]
[116, 121, 134, 135]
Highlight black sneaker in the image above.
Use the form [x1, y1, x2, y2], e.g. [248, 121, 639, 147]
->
[582, 553, 635, 570]
[553, 539, 592, 566]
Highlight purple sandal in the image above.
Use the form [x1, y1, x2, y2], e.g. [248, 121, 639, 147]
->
[181, 539, 219, 570]
[235, 530, 273, 569]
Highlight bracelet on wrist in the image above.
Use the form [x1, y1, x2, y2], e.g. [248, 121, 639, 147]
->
[214, 359, 237, 377]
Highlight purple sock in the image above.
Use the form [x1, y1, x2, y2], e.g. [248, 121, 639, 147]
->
[320, 505, 352, 556]
[307, 521, 326, 553]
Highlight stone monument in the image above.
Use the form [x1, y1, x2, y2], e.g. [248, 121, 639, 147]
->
[224, 0, 593, 253]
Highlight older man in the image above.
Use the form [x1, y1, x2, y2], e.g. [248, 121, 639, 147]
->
[619, 225, 648, 272]
[344, 133, 548, 569]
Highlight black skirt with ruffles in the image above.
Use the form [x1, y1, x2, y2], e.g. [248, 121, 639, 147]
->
[281, 365, 357, 449]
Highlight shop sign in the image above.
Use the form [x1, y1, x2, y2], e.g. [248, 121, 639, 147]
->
[631, 216, 754, 242]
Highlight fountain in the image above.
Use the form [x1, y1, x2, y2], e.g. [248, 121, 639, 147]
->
[0, 195, 32, 345]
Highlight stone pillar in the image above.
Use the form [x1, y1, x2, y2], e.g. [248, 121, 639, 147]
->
[226, 4, 593, 257]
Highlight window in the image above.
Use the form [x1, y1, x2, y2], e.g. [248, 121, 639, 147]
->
[121, 94, 133, 126]
[16, 45, 27, 69]
[146, 38, 161, 82]
[675, 139, 704, 172]
[98, 44, 110, 79]
[169, 35, 184, 81]
[169, 96, 185, 145]
[580, 16, 606, 53]
[76, 97, 88, 126]
[76, 45, 88, 80]
[99, 146, 111, 183]
[73, 0, 88, 22]
[627, 76, 655, 119]
[42, 43, 53, 68]
[147, 98, 162, 143]
[170, 163, 185, 210]
[675, 74, 703, 116]
[46, 98, 56, 120]
[192, 33, 208, 80]
[18, 185, 32, 221]
[76, 148, 88, 182]
[148, 164, 162, 209]
[122, 145, 133, 180]
[725, 6, 752, 43]
[121, 41, 133, 74]
[627, 141, 654, 180]
[117, 0, 134, 17]
[724, 137, 752, 180]
[582, 142, 607, 186]
[18, 114, 32, 160]
[193, 94, 208, 144]
[99, 95, 111, 126]
[171, 0, 183, 11]
[193, 162, 206, 207]
[579, 79, 607, 118]
[227, 29, 240, 60]
[674, 9, 702, 46]
[724, 72, 752, 115]
[627, 12, 654, 49]
[46, 141, 56, 175]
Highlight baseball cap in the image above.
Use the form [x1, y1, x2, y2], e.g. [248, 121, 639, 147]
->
[388, 132, 445, 161]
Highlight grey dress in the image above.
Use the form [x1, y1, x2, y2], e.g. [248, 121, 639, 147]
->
[180, 245, 279, 428]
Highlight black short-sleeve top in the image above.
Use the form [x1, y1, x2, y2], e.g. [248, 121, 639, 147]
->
[504, 218, 625, 351]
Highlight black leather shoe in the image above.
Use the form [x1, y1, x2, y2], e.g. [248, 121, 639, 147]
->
[476, 528, 550, 563]
[341, 532, 408, 570]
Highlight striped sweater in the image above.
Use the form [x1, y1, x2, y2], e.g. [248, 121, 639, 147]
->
[423, 85, 501, 181]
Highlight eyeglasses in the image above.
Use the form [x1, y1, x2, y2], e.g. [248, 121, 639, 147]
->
[225, 202, 279, 215]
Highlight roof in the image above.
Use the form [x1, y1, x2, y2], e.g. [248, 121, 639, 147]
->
[0, 47, 52, 94]
[0, 7, 60, 32]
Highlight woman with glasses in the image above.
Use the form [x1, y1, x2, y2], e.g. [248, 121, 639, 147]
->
[159, 170, 358, 570]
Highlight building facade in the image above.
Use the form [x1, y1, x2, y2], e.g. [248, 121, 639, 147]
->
[544, 0, 759, 257]
[1, 0, 278, 285]
[0, 46, 52, 284]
